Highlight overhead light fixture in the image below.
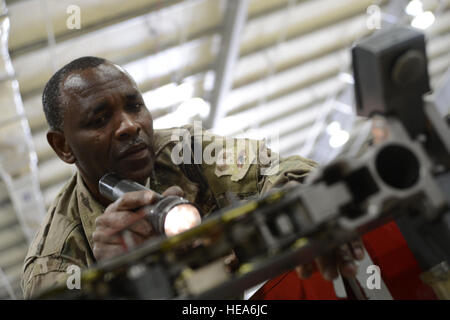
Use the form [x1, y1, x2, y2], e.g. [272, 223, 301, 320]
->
[177, 97, 210, 118]
[142, 82, 194, 110]
[326, 121, 341, 136]
[153, 97, 210, 129]
[405, 0, 423, 16]
[338, 72, 355, 85]
[329, 131, 350, 149]
[327, 121, 350, 149]
[411, 11, 435, 29]
[405, 1, 435, 30]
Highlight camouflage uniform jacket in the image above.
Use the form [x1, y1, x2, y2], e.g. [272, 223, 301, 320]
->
[21, 125, 317, 299]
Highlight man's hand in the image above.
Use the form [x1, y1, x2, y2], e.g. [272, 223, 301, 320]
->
[283, 180, 365, 281]
[93, 186, 184, 261]
[295, 240, 365, 281]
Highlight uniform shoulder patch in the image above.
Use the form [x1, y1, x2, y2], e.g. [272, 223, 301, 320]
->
[214, 138, 257, 182]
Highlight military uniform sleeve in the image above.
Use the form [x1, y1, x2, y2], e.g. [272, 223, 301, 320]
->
[257, 145, 318, 195]
[21, 223, 92, 299]
[22, 255, 76, 299]
[190, 126, 317, 206]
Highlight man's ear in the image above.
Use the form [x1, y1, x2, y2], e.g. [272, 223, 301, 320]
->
[47, 130, 76, 164]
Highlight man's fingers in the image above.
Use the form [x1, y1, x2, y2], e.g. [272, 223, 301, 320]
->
[93, 243, 125, 261]
[110, 187, 184, 213]
[93, 223, 152, 244]
[316, 253, 338, 281]
[295, 262, 316, 279]
[127, 217, 154, 237]
[349, 239, 365, 260]
[293, 240, 365, 282]
[162, 185, 184, 198]
[96, 209, 146, 232]
[111, 190, 158, 211]
[92, 228, 123, 245]
[336, 244, 358, 278]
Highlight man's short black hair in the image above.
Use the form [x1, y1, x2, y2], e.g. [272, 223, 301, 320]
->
[42, 56, 106, 131]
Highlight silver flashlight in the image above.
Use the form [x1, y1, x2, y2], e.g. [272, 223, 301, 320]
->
[99, 173, 201, 237]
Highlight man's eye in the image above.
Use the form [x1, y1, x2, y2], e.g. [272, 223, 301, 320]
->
[91, 115, 107, 127]
[129, 103, 143, 112]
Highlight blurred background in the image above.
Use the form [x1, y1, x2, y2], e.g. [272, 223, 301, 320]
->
[0, 0, 449, 299]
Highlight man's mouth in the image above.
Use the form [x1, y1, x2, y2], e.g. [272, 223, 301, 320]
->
[118, 143, 149, 160]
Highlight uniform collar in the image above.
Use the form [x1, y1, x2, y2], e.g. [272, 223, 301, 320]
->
[75, 171, 105, 252]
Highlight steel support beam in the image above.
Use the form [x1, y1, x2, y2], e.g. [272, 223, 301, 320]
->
[204, 0, 249, 129]
[0, 1, 46, 242]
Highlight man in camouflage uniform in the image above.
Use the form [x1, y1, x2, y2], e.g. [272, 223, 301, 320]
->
[21, 57, 364, 299]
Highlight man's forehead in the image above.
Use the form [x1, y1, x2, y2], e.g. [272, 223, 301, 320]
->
[61, 63, 135, 97]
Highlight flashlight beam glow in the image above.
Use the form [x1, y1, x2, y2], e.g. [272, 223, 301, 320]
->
[164, 204, 202, 237]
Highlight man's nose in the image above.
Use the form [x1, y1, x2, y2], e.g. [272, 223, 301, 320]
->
[115, 113, 140, 140]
